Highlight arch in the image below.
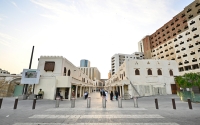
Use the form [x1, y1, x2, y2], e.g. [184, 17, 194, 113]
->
[147, 69, 152, 75]
[64, 67, 66, 76]
[169, 70, 173, 76]
[67, 70, 71, 76]
[135, 69, 140, 75]
[157, 69, 162, 75]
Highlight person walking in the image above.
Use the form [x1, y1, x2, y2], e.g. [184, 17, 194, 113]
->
[110, 91, 113, 101]
[105, 90, 108, 101]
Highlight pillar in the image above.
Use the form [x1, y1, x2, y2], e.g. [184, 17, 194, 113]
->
[75, 85, 78, 99]
[122, 85, 124, 99]
[69, 86, 72, 100]
[120, 86, 122, 98]
[80, 86, 82, 97]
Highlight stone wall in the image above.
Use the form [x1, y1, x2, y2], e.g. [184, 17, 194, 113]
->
[0, 80, 9, 97]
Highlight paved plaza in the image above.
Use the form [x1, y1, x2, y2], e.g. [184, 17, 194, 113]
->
[0, 92, 200, 125]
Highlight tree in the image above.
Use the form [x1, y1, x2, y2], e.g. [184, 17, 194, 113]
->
[175, 73, 200, 89]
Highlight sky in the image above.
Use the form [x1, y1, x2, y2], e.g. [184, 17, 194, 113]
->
[0, 0, 194, 78]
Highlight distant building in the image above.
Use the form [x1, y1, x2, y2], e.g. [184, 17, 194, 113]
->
[111, 52, 144, 75]
[108, 70, 111, 79]
[80, 59, 90, 67]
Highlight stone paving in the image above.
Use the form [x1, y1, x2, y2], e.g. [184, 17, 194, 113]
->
[0, 92, 200, 125]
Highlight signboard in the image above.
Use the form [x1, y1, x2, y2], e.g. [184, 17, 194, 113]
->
[21, 69, 40, 84]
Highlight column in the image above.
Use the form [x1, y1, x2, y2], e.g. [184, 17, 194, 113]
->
[75, 85, 78, 99]
[69, 86, 72, 100]
[120, 86, 122, 98]
[122, 85, 124, 99]
[89, 87, 91, 93]
[80, 86, 82, 97]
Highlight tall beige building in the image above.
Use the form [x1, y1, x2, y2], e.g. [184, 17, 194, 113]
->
[138, 0, 200, 75]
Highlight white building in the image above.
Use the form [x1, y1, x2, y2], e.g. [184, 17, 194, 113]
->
[34, 56, 94, 100]
[111, 52, 144, 75]
[105, 59, 179, 99]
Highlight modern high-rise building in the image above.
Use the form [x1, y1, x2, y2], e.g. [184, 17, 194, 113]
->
[111, 52, 144, 75]
[138, 0, 200, 75]
[80, 59, 90, 67]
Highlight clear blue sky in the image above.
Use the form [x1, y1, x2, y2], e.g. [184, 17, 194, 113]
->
[0, 0, 194, 78]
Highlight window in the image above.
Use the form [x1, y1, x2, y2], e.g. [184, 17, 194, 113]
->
[169, 70, 173, 76]
[186, 32, 190, 35]
[192, 58, 197, 62]
[64, 67, 66, 76]
[67, 70, 71, 76]
[189, 44, 194, 48]
[173, 33, 176, 36]
[176, 50, 180, 53]
[193, 34, 199, 39]
[165, 49, 168, 52]
[178, 29, 181, 33]
[180, 41, 184, 45]
[177, 56, 181, 59]
[184, 25, 188, 29]
[190, 51, 195, 55]
[187, 8, 192, 13]
[181, 47, 186, 51]
[164, 44, 167, 46]
[172, 27, 175, 31]
[192, 27, 197, 32]
[183, 54, 187, 57]
[175, 18, 179, 22]
[176, 24, 180, 27]
[196, 2, 200, 7]
[181, 14, 185, 18]
[171, 22, 174, 25]
[184, 60, 189, 64]
[174, 38, 177, 42]
[135, 69, 140, 75]
[157, 69, 162, 75]
[178, 35, 182, 39]
[188, 14, 193, 19]
[147, 69, 152, 75]
[183, 20, 187, 23]
[175, 44, 179, 47]
[179, 62, 183, 65]
[197, 9, 200, 14]
[179, 67, 184, 72]
[190, 20, 195, 25]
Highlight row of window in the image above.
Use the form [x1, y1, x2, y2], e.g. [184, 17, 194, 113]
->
[134, 69, 173, 76]
[151, 27, 198, 46]
[179, 64, 200, 72]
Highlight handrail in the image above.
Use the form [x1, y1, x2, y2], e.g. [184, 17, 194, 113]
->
[126, 77, 141, 97]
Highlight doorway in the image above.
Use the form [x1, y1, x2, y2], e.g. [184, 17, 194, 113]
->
[171, 84, 177, 94]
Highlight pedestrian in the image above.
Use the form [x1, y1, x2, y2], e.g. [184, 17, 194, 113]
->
[105, 90, 108, 101]
[110, 91, 113, 100]
[115, 91, 119, 100]
[100, 89, 103, 97]
[57, 91, 63, 101]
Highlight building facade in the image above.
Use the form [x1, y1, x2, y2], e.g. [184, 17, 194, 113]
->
[138, 0, 200, 75]
[80, 59, 90, 67]
[34, 56, 94, 100]
[105, 60, 179, 99]
[79, 67, 102, 91]
[111, 52, 144, 75]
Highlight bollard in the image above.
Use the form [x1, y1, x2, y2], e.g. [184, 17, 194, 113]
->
[187, 98, 192, 109]
[134, 97, 138, 108]
[0, 98, 3, 109]
[55, 97, 60, 108]
[155, 98, 159, 109]
[71, 98, 75, 108]
[87, 97, 91, 108]
[172, 98, 176, 109]
[13, 97, 18, 109]
[118, 97, 122, 108]
[32, 98, 36, 109]
[102, 97, 106, 108]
